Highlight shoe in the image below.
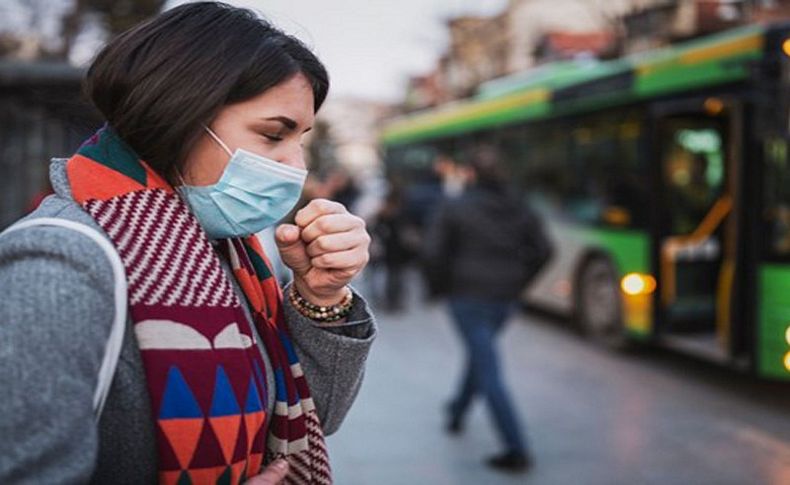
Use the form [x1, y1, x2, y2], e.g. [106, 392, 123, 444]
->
[486, 451, 532, 473]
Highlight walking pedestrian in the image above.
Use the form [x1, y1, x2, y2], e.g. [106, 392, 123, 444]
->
[422, 145, 552, 473]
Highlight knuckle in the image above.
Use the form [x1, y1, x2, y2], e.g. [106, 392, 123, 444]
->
[316, 217, 332, 233]
[294, 206, 309, 223]
[315, 254, 332, 267]
[303, 226, 318, 240]
[315, 236, 330, 252]
[310, 219, 324, 234]
[316, 198, 338, 213]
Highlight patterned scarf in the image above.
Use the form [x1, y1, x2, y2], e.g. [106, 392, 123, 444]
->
[66, 126, 331, 485]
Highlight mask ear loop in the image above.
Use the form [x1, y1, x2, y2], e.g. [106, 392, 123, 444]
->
[175, 171, 188, 188]
[176, 123, 228, 189]
[202, 124, 234, 157]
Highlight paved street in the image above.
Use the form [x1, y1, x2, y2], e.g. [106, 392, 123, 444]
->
[328, 280, 790, 485]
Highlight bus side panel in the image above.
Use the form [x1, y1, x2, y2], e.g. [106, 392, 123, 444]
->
[523, 219, 584, 315]
[525, 221, 654, 339]
[757, 264, 790, 380]
[572, 227, 653, 339]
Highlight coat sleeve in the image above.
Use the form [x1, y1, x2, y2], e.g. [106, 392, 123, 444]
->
[0, 223, 115, 484]
[419, 199, 457, 297]
[282, 284, 376, 435]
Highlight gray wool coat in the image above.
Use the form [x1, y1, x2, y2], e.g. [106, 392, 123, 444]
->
[0, 158, 376, 484]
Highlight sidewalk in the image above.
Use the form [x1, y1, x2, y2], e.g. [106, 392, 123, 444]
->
[327, 279, 790, 485]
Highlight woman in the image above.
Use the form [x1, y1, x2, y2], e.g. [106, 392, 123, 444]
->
[422, 147, 551, 473]
[0, 2, 375, 484]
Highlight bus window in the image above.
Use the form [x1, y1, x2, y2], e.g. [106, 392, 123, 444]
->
[660, 119, 727, 236]
[519, 122, 573, 216]
[568, 111, 648, 228]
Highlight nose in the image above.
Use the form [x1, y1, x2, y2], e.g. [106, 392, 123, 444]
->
[279, 142, 306, 171]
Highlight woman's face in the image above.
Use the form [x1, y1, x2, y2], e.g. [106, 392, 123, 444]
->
[181, 73, 316, 186]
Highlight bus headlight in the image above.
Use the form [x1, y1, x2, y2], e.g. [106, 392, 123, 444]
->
[783, 38, 790, 58]
[785, 326, 790, 373]
[621, 273, 657, 296]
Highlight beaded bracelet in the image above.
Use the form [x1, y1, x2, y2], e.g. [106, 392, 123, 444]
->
[288, 285, 354, 323]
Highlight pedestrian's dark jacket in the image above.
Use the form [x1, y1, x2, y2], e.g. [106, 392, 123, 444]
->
[421, 185, 552, 301]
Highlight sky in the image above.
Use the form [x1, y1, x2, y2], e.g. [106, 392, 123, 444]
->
[167, 0, 509, 103]
[1, 0, 509, 103]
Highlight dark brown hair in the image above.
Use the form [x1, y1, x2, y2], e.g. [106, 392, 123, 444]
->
[85, 1, 329, 184]
[470, 145, 508, 191]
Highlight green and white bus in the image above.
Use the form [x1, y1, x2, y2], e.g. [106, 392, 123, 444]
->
[381, 23, 790, 380]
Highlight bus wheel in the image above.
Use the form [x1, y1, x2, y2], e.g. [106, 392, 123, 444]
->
[577, 257, 628, 349]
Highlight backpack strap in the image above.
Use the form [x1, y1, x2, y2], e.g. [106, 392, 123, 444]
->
[1, 217, 128, 421]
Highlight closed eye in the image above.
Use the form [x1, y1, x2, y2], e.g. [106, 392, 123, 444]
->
[263, 134, 283, 142]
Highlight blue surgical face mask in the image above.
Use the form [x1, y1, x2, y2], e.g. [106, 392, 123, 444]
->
[178, 126, 307, 239]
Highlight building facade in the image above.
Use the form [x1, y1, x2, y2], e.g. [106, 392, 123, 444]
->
[402, 0, 789, 110]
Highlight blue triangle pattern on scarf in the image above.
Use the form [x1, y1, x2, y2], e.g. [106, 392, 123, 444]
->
[210, 365, 241, 417]
[160, 366, 203, 419]
[245, 376, 263, 413]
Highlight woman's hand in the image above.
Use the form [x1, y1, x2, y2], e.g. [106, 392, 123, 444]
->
[246, 460, 289, 484]
[276, 199, 370, 306]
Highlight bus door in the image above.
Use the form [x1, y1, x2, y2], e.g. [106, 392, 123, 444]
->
[653, 98, 740, 361]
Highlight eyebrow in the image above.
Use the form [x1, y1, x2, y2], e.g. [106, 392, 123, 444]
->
[264, 116, 312, 133]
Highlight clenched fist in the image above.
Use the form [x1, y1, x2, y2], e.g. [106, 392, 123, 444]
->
[276, 199, 370, 307]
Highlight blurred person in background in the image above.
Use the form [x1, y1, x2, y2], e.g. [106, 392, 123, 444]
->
[371, 181, 413, 311]
[433, 152, 467, 198]
[422, 146, 552, 473]
[323, 166, 360, 210]
[0, 2, 376, 484]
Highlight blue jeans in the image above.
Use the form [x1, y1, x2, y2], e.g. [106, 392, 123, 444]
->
[448, 297, 528, 454]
